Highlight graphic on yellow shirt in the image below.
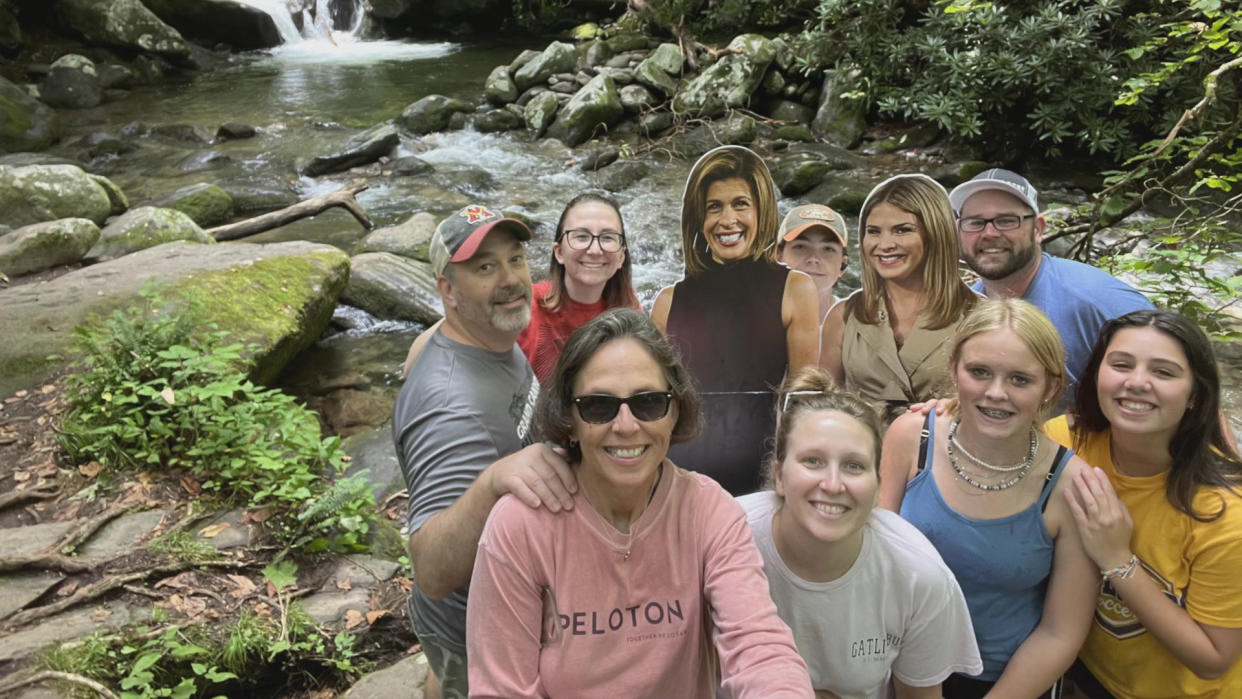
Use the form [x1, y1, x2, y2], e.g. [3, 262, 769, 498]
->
[1094, 556, 1185, 640]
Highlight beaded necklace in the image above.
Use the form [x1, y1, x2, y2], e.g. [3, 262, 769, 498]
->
[946, 418, 1039, 492]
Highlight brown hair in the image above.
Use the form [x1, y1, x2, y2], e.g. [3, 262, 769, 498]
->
[680, 146, 780, 277]
[542, 192, 639, 313]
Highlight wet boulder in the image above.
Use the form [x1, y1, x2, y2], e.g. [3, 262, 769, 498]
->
[523, 91, 561, 138]
[484, 65, 517, 105]
[353, 212, 435, 260]
[216, 122, 256, 140]
[0, 218, 100, 278]
[592, 160, 650, 193]
[0, 76, 63, 152]
[639, 111, 674, 136]
[97, 62, 136, 89]
[341, 252, 443, 325]
[396, 95, 471, 135]
[634, 55, 678, 98]
[765, 98, 814, 125]
[142, 0, 282, 51]
[369, 0, 413, 19]
[86, 206, 214, 262]
[40, 54, 102, 109]
[619, 84, 657, 114]
[0, 165, 113, 228]
[547, 73, 623, 147]
[513, 41, 576, 92]
[812, 68, 867, 148]
[673, 34, 775, 118]
[57, 0, 189, 57]
[0, 240, 350, 397]
[509, 49, 541, 74]
[473, 108, 522, 133]
[152, 183, 233, 227]
[176, 150, 232, 172]
[90, 174, 129, 216]
[682, 113, 757, 157]
[382, 156, 433, 177]
[302, 123, 399, 177]
[772, 158, 833, 196]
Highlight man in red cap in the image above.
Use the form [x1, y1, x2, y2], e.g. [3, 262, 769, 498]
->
[393, 204, 577, 698]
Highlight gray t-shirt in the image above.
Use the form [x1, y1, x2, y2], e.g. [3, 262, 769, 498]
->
[393, 329, 538, 655]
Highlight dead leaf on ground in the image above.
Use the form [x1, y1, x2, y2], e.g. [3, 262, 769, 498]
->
[182, 596, 207, 618]
[252, 602, 272, 617]
[91, 607, 113, 622]
[227, 574, 257, 598]
[155, 572, 198, 590]
[396, 577, 413, 593]
[14, 390, 28, 398]
[57, 581, 80, 597]
[198, 522, 231, 538]
[35, 415, 47, 426]
[366, 609, 390, 625]
[12, 470, 30, 482]
[79, 461, 103, 478]
[335, 579, 353, 592]
[55, 500, 85, 521]
[344, 609, 365, 629]
[242, 507, 276, 524]
[179, 476, 201, 495]
[136, 472, 154, 487]
[40, 384, 56, 394]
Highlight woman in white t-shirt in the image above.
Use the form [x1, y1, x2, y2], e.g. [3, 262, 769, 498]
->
[738, 367, 982, 699]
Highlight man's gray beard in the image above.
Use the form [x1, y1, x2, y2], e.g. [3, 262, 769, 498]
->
[492, 303, 531, 333]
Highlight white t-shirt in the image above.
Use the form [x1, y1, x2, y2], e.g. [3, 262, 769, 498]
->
[739, 492, 982, 699]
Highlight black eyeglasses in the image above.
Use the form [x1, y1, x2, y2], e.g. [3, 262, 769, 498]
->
[561, 229, 625, 252]
[573, 392, 673, 423]
[958, 214, 1036, 233]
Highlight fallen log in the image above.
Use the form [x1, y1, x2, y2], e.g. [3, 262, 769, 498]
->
[207, 182, 373, 241]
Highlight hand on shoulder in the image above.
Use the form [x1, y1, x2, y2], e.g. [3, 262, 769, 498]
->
[484, 442, 577, 513]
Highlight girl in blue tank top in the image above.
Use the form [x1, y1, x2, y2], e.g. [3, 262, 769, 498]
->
[879, 299, 1097, 698]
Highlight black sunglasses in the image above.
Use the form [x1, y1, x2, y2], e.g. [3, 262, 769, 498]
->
[573, 392, 674, 424]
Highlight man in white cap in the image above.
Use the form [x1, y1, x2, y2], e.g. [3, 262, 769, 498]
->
[778, 203, 850, 323]
[392, 204, 576, 699]
[949, 169, 1152, 407]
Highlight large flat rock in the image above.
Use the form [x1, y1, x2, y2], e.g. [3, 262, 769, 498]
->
[0, 600, 150, 661]
[0, 570, 66, 620]
[77, 509, 168, 558]
[0, 240, 349, 398]
[344, 653, 428, 699]
[0, 521, 74, 558]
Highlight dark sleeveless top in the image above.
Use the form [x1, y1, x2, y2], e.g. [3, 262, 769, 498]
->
[665, 256, 789, 495]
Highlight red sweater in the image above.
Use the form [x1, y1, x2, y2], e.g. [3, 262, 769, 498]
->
[518, 280, 613, 384]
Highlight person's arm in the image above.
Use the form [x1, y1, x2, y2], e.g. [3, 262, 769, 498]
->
[1066, 467, 1242, 679]
[704, 497, 814, 698]
[401, 319, 443, 378]
[782, 270, 821, 371]
[878, 411, 923, 512]
[818, 302, 846, 387]
[466, 498, 547, 698]
[987, 459, 1097, 698]
[409, 442, 575, 600]
[893, 680, 942, 699]
[650, 285, 674, 334]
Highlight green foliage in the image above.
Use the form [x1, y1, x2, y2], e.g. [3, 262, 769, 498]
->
[636, 0, 817, 36]
[42, 627, 236, 699]
[146, 531, 217, 565]
[57, 283, 375, 553]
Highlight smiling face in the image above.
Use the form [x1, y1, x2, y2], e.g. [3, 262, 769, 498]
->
[1096, 326, 1194, 446]
[862, 202, 926, 283]
[958, 190, 1044, 281]
[442, 228, 532, 339]
[554, 200, 626, 302]
[774, 409, 879, 548]
[953, 328, 1057, 441]
[571, 337, 677, 498]
[779, 227, 846, 293]
[702, 177, 758, 262]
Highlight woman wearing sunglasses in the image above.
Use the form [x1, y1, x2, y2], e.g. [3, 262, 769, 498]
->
[518, 193, 640, 384]
[467, 308, 814, 698]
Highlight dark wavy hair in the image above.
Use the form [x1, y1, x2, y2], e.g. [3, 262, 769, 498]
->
[536, 308, 702, 462]
[1072, 309, 1242, 521]
[542, 192, 639, 313]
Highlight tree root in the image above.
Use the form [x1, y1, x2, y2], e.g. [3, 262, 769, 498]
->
[52, 502, 137, 554]
[0, 552, 96, 574]
[0, 486, 59, 514]
[207, 182, 373, 241]
[0, 670, 119, 699]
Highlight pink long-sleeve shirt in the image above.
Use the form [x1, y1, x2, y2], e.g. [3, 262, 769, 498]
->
[466, 463, 813, 699]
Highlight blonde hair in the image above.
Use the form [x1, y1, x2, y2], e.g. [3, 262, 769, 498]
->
[849, 174, 976, 328]
[680, 146, 780, 277]
[950, 298, 1066, 426]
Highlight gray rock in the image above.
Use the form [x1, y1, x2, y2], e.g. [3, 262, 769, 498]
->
[783, 142, 868, 170]
[353, 211, 435, 259]
[90, 174, 130, 216]
[57, 0, 189, 56]
[78, 509, 168, 558]
[619, 83, 657, 114]
[484, 65, 517, 105]
[342, 427, 403, 500]
[87, 206, 213, 262]
[524, 90, 561, 139]
[0, 601, 150, 662]
[0, 240, 350, 398]
[639, 111, 674, 136]
[327, 554, 401, 588]
[143, 0, 282, 50]
[1, 521, 74, 559]
[770, 36, 795, 73]
[0, 164, 113, 228]
[596, 67, 634, 85]
[0, 218, 101, 277]
[39, 54, 102, 109]
[72, 130, 135, 159]
[150, 123, 212, 143]
[98, 62, 136, 89]
[217, 122, 256, 140]
[812, 67, 867, 148]
[584, 38, 613, 69]
[509, 49, 541, 74]
[549, 81, 579, 95]
[593, 160, 650, 192]
[761, 68, 786, 96]
[546, 74, 624, 147]
[176, 150, 233, 172]
[765, 98, 814, 124]
[646, 43, 683, 75]
[773, 158, 833, 195]
[875, 122, 942, 153]
[604, 32, 647, 53]
[0, 153, 81, 168]
[804, 172, 873, 215]
[0, 570, 65, 621]
[514, 41, 576, 92]
[303, 123, 400, 177]
[580, 146, 620, 172]
[192, 509, 257, 550]
[368, 0, 413, 19]
[773, 124, 814, 142]
[344, 654, 429, 699]
[153, 183, 234, 227]
[396, 95, 472, 135]
[672, 34, 775, 117]
[634, 55, 678, 98]
[222, 180, 300, 213]
[473, 108, 522, 133]
[0, 76, 63, 152]
[446, 111, 468, 131]
[303, 587, 370, 627]
[682, 113, 758, 157]
[515, 85, 548, 107]
[341, 252, 443, 324]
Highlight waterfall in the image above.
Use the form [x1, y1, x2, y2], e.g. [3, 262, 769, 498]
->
[233, 0, 367, 44]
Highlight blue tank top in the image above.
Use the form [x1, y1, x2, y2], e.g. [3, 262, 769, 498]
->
[900, 412, 1072, 681]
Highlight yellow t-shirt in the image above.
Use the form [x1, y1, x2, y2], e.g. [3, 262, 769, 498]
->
[1046, 417, 1242, 698]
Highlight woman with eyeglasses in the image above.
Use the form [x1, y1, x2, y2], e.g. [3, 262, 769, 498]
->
[651, 145, 820, 495]
[1044, 310, 1242, 698]
[737, 366, 981, 699]
[819, 174, 977, 425]
[880, 299, 1097, 698]
[518, 193, 640, 384]
[467, 308, 814, 698]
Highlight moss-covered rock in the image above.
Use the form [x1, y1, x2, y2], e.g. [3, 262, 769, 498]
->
[353, 212, 435, 260]
[619, 84, 656, 114]
[682, 113, 757, 156]
[0, 240, 349, 397]
[302, 123, 399, 177]
[0, 218, 100, 278]
[672, 34, 775, 118]
[89, 174, 129, 216]
[57, 0, 189, 56]
[0, 77, 64, 154]
[473, 108, 522, 133]
[773, 158, 832, 196]
[40, 54, 102, 109]
[86, 206, 214, 262]
[340, 252, 442, 325]
[395, 95, 472, 135]
[153, 183, 233, 227]
[0, 165, 112, 228]
[546, 73, 623, 147]
[634, 54, 678, 97]
[514, 41, 576, 92]
[484, 65, 517, 105]
[524, 90, 562, 139]
[812, 68, 867, 148]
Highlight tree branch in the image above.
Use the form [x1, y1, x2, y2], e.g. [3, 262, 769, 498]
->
[0, 670, 119, 699]
[206, 183, 373, 241]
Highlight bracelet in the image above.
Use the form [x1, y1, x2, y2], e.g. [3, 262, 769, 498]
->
[1101, 554, 1139, 582]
